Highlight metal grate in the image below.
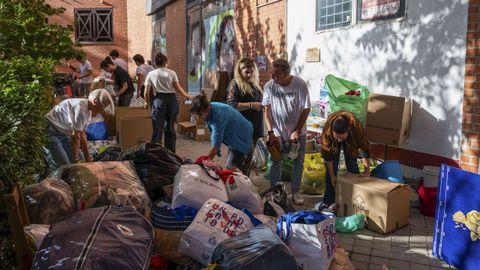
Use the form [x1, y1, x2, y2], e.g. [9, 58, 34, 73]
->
[75, 9, 113, 43]
[316, 0, 352, 31]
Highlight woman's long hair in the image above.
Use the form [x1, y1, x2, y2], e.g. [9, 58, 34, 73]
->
[233, 57, 262, 96]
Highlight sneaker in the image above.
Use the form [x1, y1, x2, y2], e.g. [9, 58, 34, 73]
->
[292, 190, 304, 205]
[287, 141, 300, 160]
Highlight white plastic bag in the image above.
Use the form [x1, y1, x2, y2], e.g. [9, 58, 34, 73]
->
[277, 211, 336, 270]
[224, 174, 264, 214]
[178, 199, 254, 265]
[130, 95, 145, 107]
[171, 164, 228, 210]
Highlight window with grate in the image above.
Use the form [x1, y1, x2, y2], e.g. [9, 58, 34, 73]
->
[316, 0, 352, 31]
[75, 9, 113, 43]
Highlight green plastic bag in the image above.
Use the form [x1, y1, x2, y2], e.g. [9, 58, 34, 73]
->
[336, 214, 366, 233]
[265, 156, 292, 181]
[325, 74, 369, 126]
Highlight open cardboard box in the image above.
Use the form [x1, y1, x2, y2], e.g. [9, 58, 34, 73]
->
[336, 173, 410, 234]
[118, 116, 152, 150]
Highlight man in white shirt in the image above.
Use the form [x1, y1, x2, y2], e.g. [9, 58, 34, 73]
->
[263, 58, 311, 205]
[69, 55, 93, 98]
[109, 49, 128, 72]
[133, 54, 154, 98]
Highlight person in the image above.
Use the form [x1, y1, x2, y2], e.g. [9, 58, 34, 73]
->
[144, 52, 193, 153]
[109, 49, 128, 72]
[262, 58, 311, 205]
[190, 93, 253, 171]
[216, 15, 236, 76]
[101, 57, 135, 106]
[45, 89, 114, 168]
[321, 110, 370, 206]
[226, 57, 263, 176]
[133, 54, 154, 98]
[69, 55, 92, 98]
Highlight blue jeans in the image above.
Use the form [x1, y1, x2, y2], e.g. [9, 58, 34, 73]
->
[151, 93, 178, 153]
[323, 149, 360, 206]
[270, 135, 306, 192]
[45, 122, 73, 169]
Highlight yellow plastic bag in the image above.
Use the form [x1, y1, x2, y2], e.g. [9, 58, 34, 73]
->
[301, 153, 326, 195]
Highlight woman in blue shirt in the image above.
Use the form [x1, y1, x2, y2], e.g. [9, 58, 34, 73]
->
[190, 94, 253, 171]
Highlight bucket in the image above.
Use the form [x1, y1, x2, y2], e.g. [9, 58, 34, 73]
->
[418, 180, 437, 217]
[371, 160, 405, 183]
[423, 166, 440, 188]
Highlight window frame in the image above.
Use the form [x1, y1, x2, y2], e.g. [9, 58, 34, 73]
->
[315, 0, 406, 33]
[74, 8, 114, 44]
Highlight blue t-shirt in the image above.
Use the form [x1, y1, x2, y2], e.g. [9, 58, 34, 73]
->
[206, 102, 253, 154]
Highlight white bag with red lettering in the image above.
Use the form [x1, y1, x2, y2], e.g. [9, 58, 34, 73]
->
[276, 211, 336, 270]
[171, 164, 228, 210]
[178, 199, 254, 265]
[224, 173, 264, 214]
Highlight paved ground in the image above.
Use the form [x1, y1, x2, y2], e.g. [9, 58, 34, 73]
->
[176, 135, 455, 270]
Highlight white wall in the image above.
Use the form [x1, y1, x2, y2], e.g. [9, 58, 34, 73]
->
[287, 0, 468, 160]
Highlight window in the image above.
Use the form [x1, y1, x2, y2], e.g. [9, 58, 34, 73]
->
[316, 0, 352, 31]
[75, 9, 113, 43]
[316, 0, 405, 31]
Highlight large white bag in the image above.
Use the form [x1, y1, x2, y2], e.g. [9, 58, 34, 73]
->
[277, 211, 336, 270]
[224, 173, 264, 214]
[178, 199, 254, 265]
[172, 164, 228, 210]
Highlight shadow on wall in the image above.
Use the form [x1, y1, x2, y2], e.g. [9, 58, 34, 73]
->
[288, 0, 466, 159]
[236, 1, 286, 85]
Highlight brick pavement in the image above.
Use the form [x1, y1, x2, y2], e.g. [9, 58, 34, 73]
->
[176, 135, 456, 270]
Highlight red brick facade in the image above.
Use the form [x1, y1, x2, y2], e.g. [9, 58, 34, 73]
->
[47, 0, 130, 77]
[461, 0, 480, 173]
[236, 0, 286, 85]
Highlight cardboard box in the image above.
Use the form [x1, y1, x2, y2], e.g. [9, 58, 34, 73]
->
[336, 173, 410, 234]
[115, 107, 149, 138]
[365, 93, 411, 146]
[189, 124, 210, 141]
[118, 116, 152, 150]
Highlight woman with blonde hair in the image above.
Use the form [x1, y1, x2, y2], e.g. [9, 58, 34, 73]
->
[226, 57, 263, 175]
[45, 89, 114, 168]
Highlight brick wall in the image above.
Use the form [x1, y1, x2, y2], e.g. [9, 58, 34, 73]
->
[165, 0, 188, 92]
[47, 0, 129, 77]
[127, 0, 153, 77]
[235, 0, 286, 86]
[461, 1, 480, 172]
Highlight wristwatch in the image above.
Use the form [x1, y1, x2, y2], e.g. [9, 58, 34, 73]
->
[268, 130, 274, 135]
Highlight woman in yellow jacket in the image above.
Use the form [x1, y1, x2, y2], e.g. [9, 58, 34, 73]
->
[321, 111, 370, 206]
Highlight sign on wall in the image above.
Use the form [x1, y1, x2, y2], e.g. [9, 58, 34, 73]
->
[361, 0, 402, 21]
[256, 55, 267, 71]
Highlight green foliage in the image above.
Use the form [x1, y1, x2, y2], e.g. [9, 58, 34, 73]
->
[0, 0, 80, 60]
[0, 56, 54, 269]
[0, 1, 80, 268]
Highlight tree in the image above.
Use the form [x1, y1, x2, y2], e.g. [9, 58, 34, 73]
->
[0, 0, 79, 61]
[0, 1, 80, 268]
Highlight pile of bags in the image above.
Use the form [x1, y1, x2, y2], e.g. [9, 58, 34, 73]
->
[21, 143, 354, 269]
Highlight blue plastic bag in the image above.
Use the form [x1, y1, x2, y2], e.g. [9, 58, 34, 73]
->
[432, 165, 480, 270]
[86, 115, 108, 141]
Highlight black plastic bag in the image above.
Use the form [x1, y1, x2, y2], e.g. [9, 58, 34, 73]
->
[260, 182, 296, 217]
[210, 225, 299, 270]
[121, 143, 183, 202]
[95, 146, 123, 161]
